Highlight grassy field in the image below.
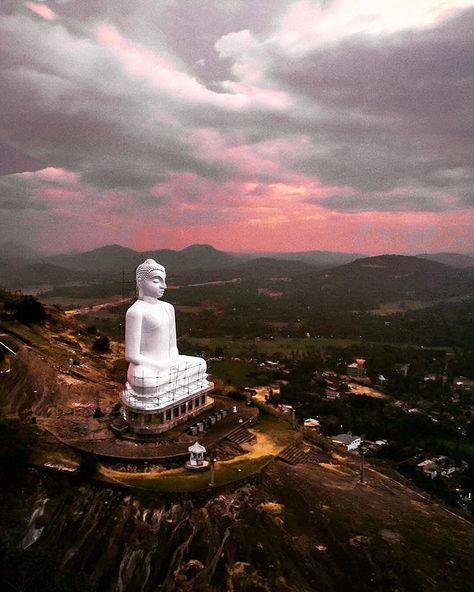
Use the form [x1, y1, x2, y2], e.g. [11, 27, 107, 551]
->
[192, 336, 362, 357]
[190, 336, 453, 355]
[97, 414, 295, 492]
[370, 294, 474, 315]
[208, 359, 258, 389]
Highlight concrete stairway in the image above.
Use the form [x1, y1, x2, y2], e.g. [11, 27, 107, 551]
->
[278, 446, 309, 465]
[226, 426, 256, 445]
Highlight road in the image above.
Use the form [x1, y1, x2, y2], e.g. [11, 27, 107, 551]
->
[65, 297, 131, 317]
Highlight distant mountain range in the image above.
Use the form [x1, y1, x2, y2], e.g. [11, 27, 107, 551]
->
[0, 240, 46, 262]
[43, 243, 235, 275]
[1, 242, 474, 294]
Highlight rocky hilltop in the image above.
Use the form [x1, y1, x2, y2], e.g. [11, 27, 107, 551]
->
[3, 454, 474, 592]
[1, 295, 474, 592]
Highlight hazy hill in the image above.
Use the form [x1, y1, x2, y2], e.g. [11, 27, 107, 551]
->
[177, 256, 318, 285]
[417, 252, 474, 268]
[42, 243, 237, 276]
[0, 261, 92, 289]
[146, 243, 236, 272]
[43, 244, 143, 274]
[237, 249, 364, 266]
[0, 240, 44, 262]
[297, 255, 474, 309]
[231, 256, 316, 278]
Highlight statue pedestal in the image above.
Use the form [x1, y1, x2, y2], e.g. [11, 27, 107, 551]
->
[121, 383, 214, 435]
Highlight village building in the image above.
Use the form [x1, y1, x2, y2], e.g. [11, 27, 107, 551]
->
[417, 459, 438, 479]
[331, 433, 362, 451]
[346, 358, 366, 378]
[417, 456, 460, 479]
[394, 363, 410, 377]
[453, 377, 474, 396]
[303, 418, 320, 431]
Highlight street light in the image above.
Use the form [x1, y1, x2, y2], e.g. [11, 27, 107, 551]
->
[209, 453, 217, 487]
[358, 443, 369, 486]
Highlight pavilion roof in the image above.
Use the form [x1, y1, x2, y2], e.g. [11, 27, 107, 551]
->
[188, 441, 206, 453]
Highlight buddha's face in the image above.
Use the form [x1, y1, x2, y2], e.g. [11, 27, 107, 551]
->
[140, 270, 166, 299]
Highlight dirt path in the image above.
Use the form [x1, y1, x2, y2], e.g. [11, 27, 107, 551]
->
[65, 297, 131, 317]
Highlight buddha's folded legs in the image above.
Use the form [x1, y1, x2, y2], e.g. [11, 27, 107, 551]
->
[127, 355, 207, 389]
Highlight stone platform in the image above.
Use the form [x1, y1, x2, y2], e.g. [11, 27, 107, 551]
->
[66, 398, 258, 463]
[120, 385, 214, 435]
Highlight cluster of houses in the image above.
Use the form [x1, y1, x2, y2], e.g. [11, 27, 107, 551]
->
[300, 418, 387, 455]
[416, 455, 467, 479]
[327, 433, 388, 453]
[319, 360, 372, 399]
[346, 359, 367, 379]
[320, 370, 344, 399]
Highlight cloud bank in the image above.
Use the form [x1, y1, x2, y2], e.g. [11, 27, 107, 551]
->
[0, 0, 473, 254]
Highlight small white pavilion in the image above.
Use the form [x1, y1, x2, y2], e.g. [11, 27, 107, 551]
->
[185, 441, 209, 471]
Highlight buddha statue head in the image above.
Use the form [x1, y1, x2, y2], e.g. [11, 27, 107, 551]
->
[136, 259, 166, 300]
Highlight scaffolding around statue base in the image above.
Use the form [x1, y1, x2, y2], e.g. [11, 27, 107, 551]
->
[121, 365, 214, 435]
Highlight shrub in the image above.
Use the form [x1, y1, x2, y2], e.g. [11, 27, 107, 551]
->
[92, 335, 110, 352]
[7, 295, 47, 324]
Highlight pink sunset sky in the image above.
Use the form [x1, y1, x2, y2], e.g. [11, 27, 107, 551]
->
[1, 0, 473, 255]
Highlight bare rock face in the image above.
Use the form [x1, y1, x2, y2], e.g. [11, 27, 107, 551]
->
[8, 459, 474, 592]
[1, 349, 64, 416]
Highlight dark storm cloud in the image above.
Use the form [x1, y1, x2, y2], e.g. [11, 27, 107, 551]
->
[312, 191, 461, 213]
[0, 142, 47, 176]
[269, 7, 474, 196]
[0, 174, 48, 211]
[0, 11, 235, 188]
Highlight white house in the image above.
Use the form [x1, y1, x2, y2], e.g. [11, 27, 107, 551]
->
[331, 434, 362, 451]
[304, 418, 320, 430]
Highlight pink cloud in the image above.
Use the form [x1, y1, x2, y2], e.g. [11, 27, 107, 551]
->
[273, 0, 474, 54]
[24, 2, 56, 21]
[28, 193, 473, 256]
[38, 167, 79, 183]
[144, 174, 474, 255]
[94, 24, 290, 112]
[190, 129, 309, 178]
[10, 170, 472, 257]
[41, 187, 80, 200]
[152, 209, 472, 255]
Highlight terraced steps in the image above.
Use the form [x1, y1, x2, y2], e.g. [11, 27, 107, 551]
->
[278, 446, 309, 465]
[226, 426, 256, 445]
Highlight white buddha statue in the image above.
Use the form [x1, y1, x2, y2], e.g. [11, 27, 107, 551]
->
[122, 259, 210, 411]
